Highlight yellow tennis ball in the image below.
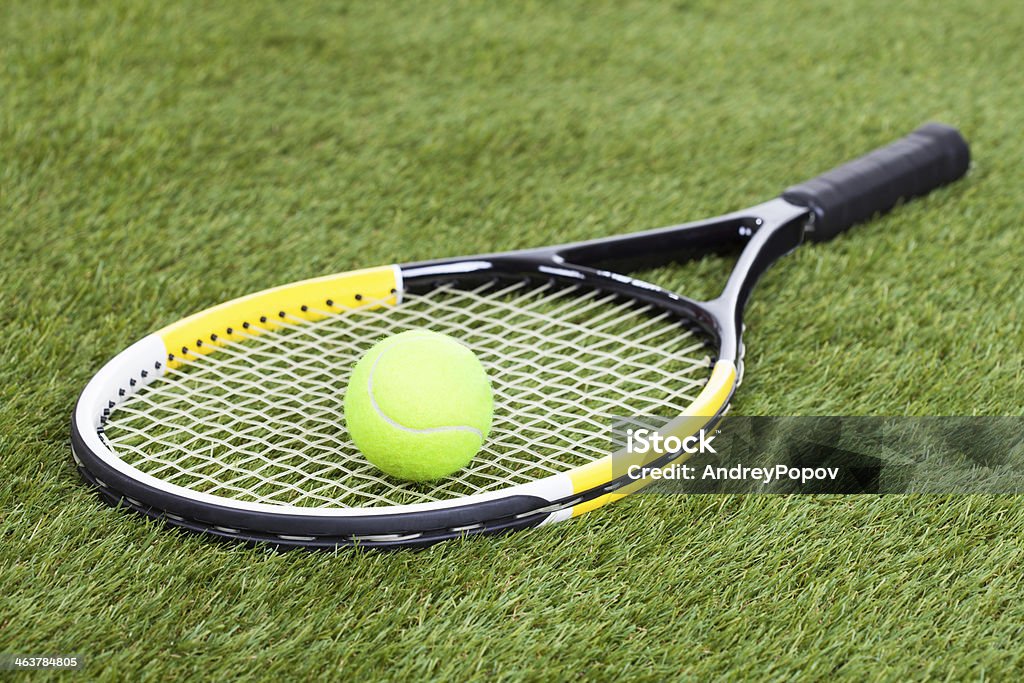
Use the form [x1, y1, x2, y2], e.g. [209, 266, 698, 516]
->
[344, 330, 493, 481]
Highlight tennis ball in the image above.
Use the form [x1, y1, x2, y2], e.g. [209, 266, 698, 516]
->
[344, 330, 493, 481]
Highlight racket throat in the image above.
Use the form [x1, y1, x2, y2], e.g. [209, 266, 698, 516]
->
[715, 198, 809, 313]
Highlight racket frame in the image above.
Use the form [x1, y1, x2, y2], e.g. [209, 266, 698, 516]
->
[70, 121, 971, 548]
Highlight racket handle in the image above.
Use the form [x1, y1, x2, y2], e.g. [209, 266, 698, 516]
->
[782, 122, 970, 242]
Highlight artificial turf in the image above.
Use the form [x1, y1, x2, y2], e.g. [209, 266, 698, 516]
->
[2, 0, 1023, 679]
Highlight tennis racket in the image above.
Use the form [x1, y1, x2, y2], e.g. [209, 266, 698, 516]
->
[71, 123, 970, 549]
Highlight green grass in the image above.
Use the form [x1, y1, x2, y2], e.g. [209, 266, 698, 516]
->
[2, 0, 1024, 679]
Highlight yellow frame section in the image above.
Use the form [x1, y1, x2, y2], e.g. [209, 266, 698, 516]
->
[568, 360, 737, 516]
[160, 266, 399, 368]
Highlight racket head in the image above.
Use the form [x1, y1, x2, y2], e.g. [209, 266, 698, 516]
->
[71, 256, 741, 548]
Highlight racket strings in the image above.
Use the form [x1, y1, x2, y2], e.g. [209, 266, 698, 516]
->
[103, 279, 714, 508]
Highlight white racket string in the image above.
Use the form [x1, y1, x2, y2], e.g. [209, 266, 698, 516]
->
[102, 280, 714, 508]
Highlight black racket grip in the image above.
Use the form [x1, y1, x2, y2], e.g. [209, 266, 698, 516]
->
[782, 123, 970, 242]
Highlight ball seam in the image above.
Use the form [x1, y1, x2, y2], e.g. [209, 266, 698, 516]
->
[366, 344, 484, 438]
